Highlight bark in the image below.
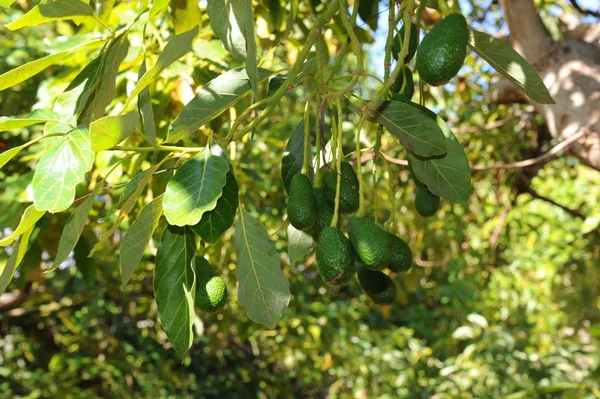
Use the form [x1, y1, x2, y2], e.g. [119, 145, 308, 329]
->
[497, 0, 600, 170]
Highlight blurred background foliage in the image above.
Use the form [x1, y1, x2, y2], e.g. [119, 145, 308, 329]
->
[1, 0, 599, 398]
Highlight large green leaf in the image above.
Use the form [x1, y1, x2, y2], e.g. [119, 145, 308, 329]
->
[49, 183, 103, 272]
[167, 68, 272, 143]
[281, 120, 313, 193]
[123, 26, 198, 109]
[120, 195, 164, 286]
[89, 112, 139, 152]
[0, 109, 63, 132]
[0, 204, 45, 246]
[235, 208, 290, 327]
[286, 225, 313, 266]
[408, 117, 472, 204]
[468, 29, 554, 105]
[207, 0, 249, 60]
[153, 225, 196, 358]
[163, 147, 230, 226]
[32, 127, 95, 213]
[137, 59, 157, 145]
[5, 0, 94, 31]
[0, 227, 34, 296]
[191, 170, 239, 244]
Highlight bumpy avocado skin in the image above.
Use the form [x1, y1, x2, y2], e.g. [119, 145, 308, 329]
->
[391, 67, 415, 99]
[316, 227, 356, 286]
[288, 174, 317, 230]
[195, 257, 228, 312]
[357, 267, 397, 305]
[348, 217, 393, 270]
[393, 23, 419, 63]
[387, 233, 412, 273]
[415, 188, 440, 217]
[323, 161, 360, 215]
[416, 13, 468, 86]
[310, 188, 334, 240]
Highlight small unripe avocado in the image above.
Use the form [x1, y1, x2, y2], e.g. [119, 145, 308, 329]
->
[316, 227, 356, 285]
[393, 23, 419, 63]
[310, 187, 334, 239]
[387, 233, 412, 273]
[195, 257, 227, 312]
[357, 267, 397, 305]
[390, 67, 414, 99]
[348, 217, 393, 270]
[323, 161, 359, 214]
[288, 174, 317, 230]
[416, 13, 468, 86]
[415, 188, 440, 217]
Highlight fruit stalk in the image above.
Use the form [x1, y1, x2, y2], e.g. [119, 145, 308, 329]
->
[330, 98, 345, 227]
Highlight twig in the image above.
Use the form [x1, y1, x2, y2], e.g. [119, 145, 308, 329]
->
[569, 0, 600, 18]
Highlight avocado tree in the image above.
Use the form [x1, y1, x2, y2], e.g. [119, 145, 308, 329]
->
[0, 0, 597, 372]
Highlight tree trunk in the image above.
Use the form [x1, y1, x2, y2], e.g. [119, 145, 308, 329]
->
[497, 0, 600, 170]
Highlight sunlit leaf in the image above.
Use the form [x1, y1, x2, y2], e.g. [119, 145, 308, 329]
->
[0, 227, 34, 296]
[89, 112, 139, 152]
[207, 0, 249, 60]
[235, 208, 290, 327]
[150, 0, 169, 17]
[0, 109, 63, 132]
[287, 225, 313, 266]
[171, 0, 201, 34]
[0, 204, 45, 246]
[137, 59, 157, 145]
[5, 0, 94, 31]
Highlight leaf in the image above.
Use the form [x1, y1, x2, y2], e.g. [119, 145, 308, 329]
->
[120, 195, 164, 286]
[408, 117, 471, 204]
[5, 0, 94, 31]
[150, 0, 169, 17]
[137, 59, 157, 145]
[235, 208, 290, 327]
[163, 147, 230, 226]
[468, 29, 554, 104]
[374, 100, 447, 157]
[244, 1, 259, 101]
[358, 0, 378, 31]
[281, 120, 312, 193]
[167, 68, 273, 143]
[123, 26, 198, 109]
[0, 227, 34, 296]
[171, 0, 202, 34]
[0, 204, 45, 246]
[32, 127, 95, 213]
[191, 170, 239, 244]
[49, 182, 104, 272]
[89, 112, 139, 152]
[207, 0, 250, 60]
[112, 170, 148, 211]
[0, 109, 63, 132]
[0, 1, 15, 7]
[0, 147, 25, 169]
[286, 225, 313, 266]
[153, 225, 196, 358]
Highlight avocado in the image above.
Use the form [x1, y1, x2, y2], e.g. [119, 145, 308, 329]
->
[348, 217, 393, 270]
[288, 173, 317, 230]
[387, 233, 412, 273]
[393, 23, 418, 63]
[357, 267, 397, 305]
[407, 159, 427, 189]
[390, 67, 414, 99]
[195, 257, 227, 312]
[323, 161, 360, 214]
[310, 187, 334, 239]
[415, 188, 440, 217]
[416, 13, 468, 86]
[316, 227, 356, 285]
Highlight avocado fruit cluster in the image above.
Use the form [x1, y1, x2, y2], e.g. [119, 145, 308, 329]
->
[195, 257, 228, 312]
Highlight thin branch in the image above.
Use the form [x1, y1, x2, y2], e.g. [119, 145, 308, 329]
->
[523, 184, 586, 220]
[569, 0, 600, 18]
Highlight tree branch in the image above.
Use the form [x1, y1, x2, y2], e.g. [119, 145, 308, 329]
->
[569, 0, 600, 18]
[522, 182, 586, 220]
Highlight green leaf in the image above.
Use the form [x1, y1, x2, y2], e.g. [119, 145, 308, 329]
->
[281, 120, 312, 193]
[286, 225, 313, 266]
[120, 195, 164, 286]
[150, 0, 169, 17]
[153, 225, 196, 358]
[163, 147, 230, 226]
[0, 204, 45, 246]
[137, 59, 157, 145]
[171, 0, 202, 34]
[123, 26, 199, 109]
[32, 127, 95, 213]
[0, 1, 15, 7]
[0, 227, 34, 296]
[207, 0, 250, 60]
[358, 0, 378, 31]
[112, 170, 148, 211]
[0, 146, 25, 169]
[5, 0, 94, 31]
[191, 170, 239, 244]
[49, 183, 104, 272]
[408, 117, 472, 204]
[167, 67, 272, 143]
[235, 208, 290, 327]
[245, 1, 259, 101]
[468, 29, 555, 105]
[89, 112, 139, 152]
[0, 109, 63, 132]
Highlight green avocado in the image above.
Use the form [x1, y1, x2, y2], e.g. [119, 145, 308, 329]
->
[416, 13, 468, 86]
[390, 67, 414, 99]
[348, 217, 393, 270]
[323, 161, 359, 214]
[357, 267, 397, 305]
[310, 187, 334, 239]
[316, 227, 356, 285]
[415, 188, 440, 217]
[195, 257, 227, 312]
[288, 173, 317, 230]
[387, 233, 412, 273]
[393, 22, 419, 63]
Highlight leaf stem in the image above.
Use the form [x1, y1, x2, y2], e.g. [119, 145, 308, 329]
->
[330, 98, 344, 227]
